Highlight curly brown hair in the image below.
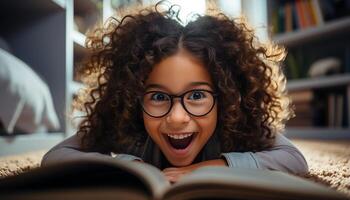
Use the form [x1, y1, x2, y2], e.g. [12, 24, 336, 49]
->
[75, 2, 293, 155]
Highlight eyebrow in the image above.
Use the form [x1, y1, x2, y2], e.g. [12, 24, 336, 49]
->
[145, 82, 213, 92]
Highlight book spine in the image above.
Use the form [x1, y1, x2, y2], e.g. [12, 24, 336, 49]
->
[285, 2, 293, 32]
[328, 93, 335, 127]
[271, 9, 279, 34]
[286, 53, 300, 79]
[296, 0, 307, 29]
[305, 0, 317, 26]
[311, 0, 324, 25]
[288, 89, 314, 127]
[291, 1, 300, 30]
[335, 94, 344, 127]
[278, 4, 286, 33]
[301, 0, 312, 27]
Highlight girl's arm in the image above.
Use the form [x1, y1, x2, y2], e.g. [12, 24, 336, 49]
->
[163, 134, 308, 183]
[221, 133, 308, 174]
[41, 134, 142, 166]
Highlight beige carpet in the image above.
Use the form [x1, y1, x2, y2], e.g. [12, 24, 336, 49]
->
[293, 139, 350, 197]
[0, 140, 349, 197]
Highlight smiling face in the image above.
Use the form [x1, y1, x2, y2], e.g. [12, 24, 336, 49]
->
[143, 50, 218, 167]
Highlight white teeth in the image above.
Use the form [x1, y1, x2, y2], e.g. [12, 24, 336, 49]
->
[167, 133, 193, 139]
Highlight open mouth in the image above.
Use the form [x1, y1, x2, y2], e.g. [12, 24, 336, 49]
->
[165, 132, 196, 150]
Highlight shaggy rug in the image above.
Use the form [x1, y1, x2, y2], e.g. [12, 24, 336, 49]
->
[0, 139, 349, 197]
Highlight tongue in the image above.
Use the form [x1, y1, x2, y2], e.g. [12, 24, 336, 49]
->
[168, 135, 193, 149]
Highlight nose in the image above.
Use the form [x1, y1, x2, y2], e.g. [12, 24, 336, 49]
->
[166, 99, 190, 125]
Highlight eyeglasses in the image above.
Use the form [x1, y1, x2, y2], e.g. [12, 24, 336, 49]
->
[141, 89, 218, 118]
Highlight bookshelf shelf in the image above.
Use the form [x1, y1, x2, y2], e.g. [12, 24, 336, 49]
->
[273, 17, 350, 47]
[268, 0, 350, 137]
[69, 81, 85, 96]
[286, 128, 350, 139]
[73, 30, 86, 47]
[287, 74, 350, 91]
[286, 75, 350, 138]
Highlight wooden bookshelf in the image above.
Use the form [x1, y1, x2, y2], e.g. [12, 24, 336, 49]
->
[0, 0, 112, 156]
[268, 0, 350, 138]
[286, 76, 350, 138]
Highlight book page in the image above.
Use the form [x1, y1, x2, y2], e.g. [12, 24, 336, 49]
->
[1, 187, 149, 200]
[163, 166, 346, 200]
[123, 161, 171, 199]
[69, 157, 171, 199]
[0, 156, 170, 200]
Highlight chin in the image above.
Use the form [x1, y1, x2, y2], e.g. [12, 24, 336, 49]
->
[165, 154, 196, 167]
[169, 160, 193, 167]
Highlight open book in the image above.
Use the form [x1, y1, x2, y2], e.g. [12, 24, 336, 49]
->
[0, 156, 347, 200]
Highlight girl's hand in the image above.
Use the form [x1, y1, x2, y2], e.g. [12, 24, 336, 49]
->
[162, 159, 227, 183]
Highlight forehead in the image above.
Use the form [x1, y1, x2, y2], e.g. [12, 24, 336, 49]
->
[145, 51, 213, 93]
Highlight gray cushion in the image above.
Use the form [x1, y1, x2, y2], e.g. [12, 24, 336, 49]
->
[0, 48, 60, 133]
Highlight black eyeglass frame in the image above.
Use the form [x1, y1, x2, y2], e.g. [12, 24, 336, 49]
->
[140, 89, 218, 118]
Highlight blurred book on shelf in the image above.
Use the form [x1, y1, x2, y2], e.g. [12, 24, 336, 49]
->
[287, 86, 349, 128]
[270, 0, 350, 34]
[287, 89, 314, 127]
[312, 87, 348, 128]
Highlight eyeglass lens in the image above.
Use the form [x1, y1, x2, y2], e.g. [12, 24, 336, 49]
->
[142, 90, 215, 117]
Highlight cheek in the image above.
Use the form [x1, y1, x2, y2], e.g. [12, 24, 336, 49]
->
[198, 105, 218, 136]
[143, 113, 160, 136]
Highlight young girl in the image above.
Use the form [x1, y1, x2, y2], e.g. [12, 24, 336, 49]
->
[42, 2, 308, 183]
